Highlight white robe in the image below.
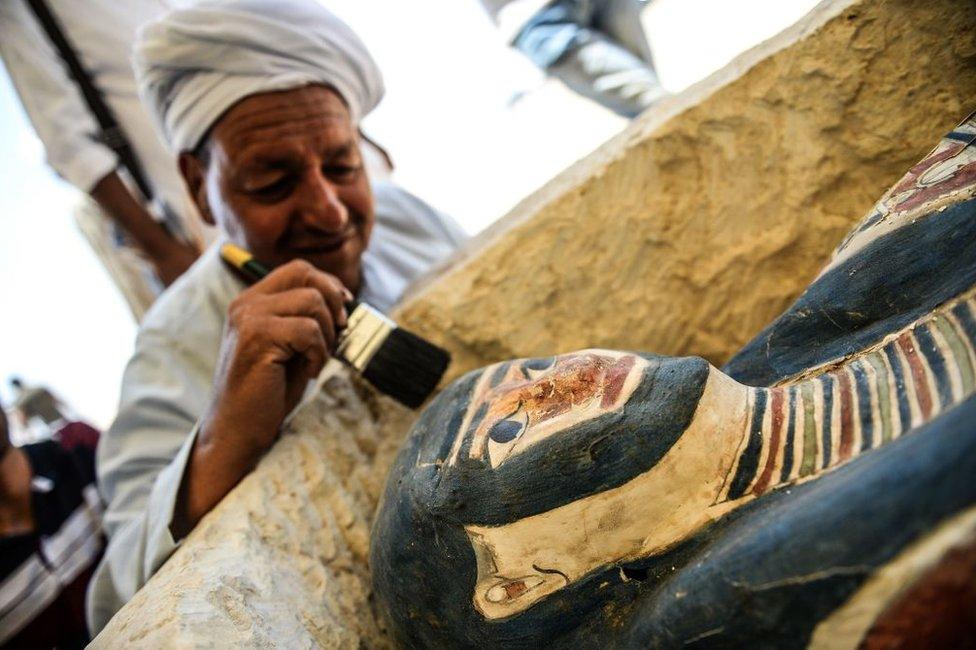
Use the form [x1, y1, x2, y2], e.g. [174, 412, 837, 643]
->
[0, 0, 203, 240]
[86, 182, 466, 633]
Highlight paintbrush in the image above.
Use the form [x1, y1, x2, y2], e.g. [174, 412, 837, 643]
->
[220, 242, 450, 408]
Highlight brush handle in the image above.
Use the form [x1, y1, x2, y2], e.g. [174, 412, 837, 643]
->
[220, 243, 270, 283]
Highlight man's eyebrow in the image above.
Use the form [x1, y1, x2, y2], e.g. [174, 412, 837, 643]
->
[324, 140, 356, 161]
[235, 139, 357, 168]
[236, 154, 295, 172]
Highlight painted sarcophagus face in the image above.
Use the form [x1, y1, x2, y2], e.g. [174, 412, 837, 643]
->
[371, 114, 976, 648]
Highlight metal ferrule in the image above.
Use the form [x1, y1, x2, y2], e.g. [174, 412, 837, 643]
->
[336, 302, 395, 371]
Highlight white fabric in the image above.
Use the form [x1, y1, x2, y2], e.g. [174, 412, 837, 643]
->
[74, 196, 162, 322]
[86, 182, 467, 633]
[0, 0, 201, 237]
[134, 0, 385, 153]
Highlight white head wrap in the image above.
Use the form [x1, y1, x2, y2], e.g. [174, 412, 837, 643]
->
[134, 0, 384, 152]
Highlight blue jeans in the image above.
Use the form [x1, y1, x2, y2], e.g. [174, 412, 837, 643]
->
[513, 0, 664, 117]
[513, 0, 654, 69]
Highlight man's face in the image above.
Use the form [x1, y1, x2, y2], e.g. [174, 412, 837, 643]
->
[191, 85, 374, 292]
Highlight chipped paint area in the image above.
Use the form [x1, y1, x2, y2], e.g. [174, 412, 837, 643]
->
[447, 350, 649, 469]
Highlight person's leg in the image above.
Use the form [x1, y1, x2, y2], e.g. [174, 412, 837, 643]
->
[592, 0, 655, 67]
[514, 0, 666, 118]
[547, 35, 667, 117]
[513, 0, 594, 70]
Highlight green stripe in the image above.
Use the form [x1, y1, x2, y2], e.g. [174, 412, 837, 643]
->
[935, 314, 975, 395]
[800, 381, 817, 477]
[866, 352, 893, 443]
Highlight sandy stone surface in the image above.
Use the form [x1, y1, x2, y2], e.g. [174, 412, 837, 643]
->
[397, 0, 976, 383]
[91, 368, 415, 648]
[91, 0, 976, 645]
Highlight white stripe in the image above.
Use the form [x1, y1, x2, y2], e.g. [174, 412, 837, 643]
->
[828, 374, 841, 467]
[0, 556, 47, 615]
[41, 499, 101, 567]
[0, 559, 60, 644]
[54, 525, 102, 586]
[83, 484, 103, 516]
[862, 358, 883, 451]
[813, 378, 826, 470]
[844, 366, 862, 456]
[790, 387, 805, 481]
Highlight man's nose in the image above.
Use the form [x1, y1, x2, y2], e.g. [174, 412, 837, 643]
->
[296, 168, 349, 232]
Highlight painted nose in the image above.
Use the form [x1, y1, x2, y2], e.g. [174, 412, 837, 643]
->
[296, 168, 349, 232]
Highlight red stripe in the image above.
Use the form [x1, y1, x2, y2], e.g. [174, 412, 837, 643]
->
[898, 334, 933, 420]
[601, 356, 636, 408]
[837, 370, 855, 460]
[752, 389, 784, 496]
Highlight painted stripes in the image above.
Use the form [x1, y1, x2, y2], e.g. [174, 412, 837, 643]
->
[723, 294, 976, 501]
[726, 390, 766, 500]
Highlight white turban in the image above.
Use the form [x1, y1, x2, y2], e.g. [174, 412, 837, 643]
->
[134, 0, 384, 152]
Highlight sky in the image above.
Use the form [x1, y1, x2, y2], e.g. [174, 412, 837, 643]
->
[0, 0, 819, 433]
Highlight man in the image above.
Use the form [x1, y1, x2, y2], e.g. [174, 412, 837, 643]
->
[0, 397, 104, 648]
[86, 0, 467, 633]
[481, 0, 667, 117]
[0, 1, 206, 315]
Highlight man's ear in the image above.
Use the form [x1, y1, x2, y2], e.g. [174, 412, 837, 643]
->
[179, 151, 215, 226]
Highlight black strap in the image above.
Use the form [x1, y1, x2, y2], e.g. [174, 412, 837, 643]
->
[24, 0, 155, 203]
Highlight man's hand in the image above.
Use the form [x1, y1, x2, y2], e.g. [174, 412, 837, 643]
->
[173, 260, 350, 537]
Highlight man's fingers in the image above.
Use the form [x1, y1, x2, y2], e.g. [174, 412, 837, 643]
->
[245, 259, 349, 327]
[260, 288, 337, 347]
[268, 316, 329, 379]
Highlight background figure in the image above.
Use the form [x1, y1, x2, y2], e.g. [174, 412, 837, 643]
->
[0, 1, 209, 320]
[9, 376, 69, 435]
[484, 0, 667, 117]
[0, 396, 104, 648]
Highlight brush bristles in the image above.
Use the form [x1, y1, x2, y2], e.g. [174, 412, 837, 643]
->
[360, 327, 450, 409]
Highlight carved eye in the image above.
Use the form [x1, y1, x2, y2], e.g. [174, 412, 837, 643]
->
[523, 357, 555, 372]
[486, 403, 529, 466]
[489, 418, 522, 443]
[521, 357, 555, 380]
